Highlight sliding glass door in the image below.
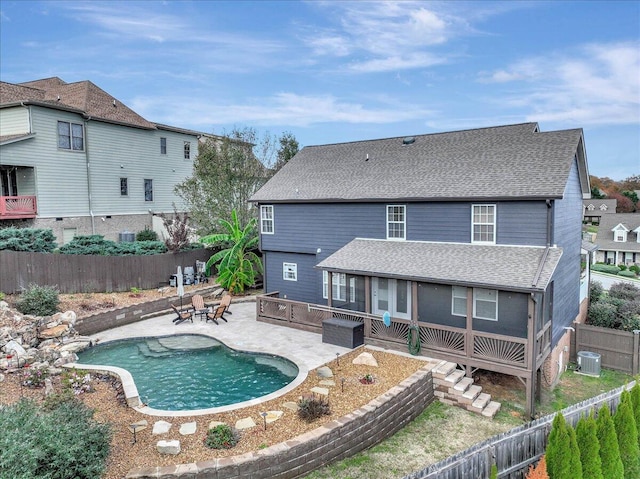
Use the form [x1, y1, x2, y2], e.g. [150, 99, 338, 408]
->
[372, 277, 411, 320]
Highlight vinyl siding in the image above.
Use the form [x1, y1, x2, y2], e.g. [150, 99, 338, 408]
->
[261, 201, 549, 256]
[1, 107, 90, 216]
[550, 157, 583, 345]
[264, 252, 319, 304]
[86, 123, 197, 215]
[0, 105, 198, 218]
[0, 107, 30, 135]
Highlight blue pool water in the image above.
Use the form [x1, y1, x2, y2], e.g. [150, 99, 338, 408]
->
[76, 334, 298, 411]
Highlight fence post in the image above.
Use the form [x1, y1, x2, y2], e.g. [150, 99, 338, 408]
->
[633, 330, 639, 376]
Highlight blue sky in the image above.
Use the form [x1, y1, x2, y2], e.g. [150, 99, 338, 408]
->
[1, 1, 638, 180]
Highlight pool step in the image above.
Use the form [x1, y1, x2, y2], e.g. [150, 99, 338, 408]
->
[158, 336, 220, 351]
[138, 340, 174, 358]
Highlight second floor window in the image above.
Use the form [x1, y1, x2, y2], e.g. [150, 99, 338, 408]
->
[283, 263, 297, 281]
[160, 137, 167, 154]
[472, 204, 496, 244]
[260, 205, 274, 234]
[387, 205, 406, 240]
[57, 121, 84, 150]
[144, 179, 153, 202]
[184, 142, 191, 159]
[120, 178, 128, 196]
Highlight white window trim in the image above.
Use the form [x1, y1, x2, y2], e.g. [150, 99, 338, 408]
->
[471, 204, 496, 244]
[386, 204, 406, 240]
[451, 286, 467, 317]
[372, 277, 411, 320]
[183, 141, 191, 160]
[283, 262, 297, 281]
[160, 137, 167, 155]
[473, 288, 498, 321]
[260, 205, 274, 234]
[323, 271, 346, 301]
[144, 178, 153, 202]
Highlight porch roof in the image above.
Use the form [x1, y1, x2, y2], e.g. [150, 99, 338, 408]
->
[316, 239, 562, 292]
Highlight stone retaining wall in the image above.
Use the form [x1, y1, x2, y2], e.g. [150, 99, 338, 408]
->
[75, 286, 222, 336]
[126, 367, 434, 479]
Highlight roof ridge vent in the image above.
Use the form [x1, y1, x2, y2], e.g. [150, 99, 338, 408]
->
[402, 136, 415, 145]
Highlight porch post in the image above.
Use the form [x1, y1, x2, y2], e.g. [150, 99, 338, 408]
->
[411, 281, 418, 322]
[526, 295, 538, 418]
[465, 287, 473, 376]
[327, 271, 333, 308]
[365, 276, 371, 313]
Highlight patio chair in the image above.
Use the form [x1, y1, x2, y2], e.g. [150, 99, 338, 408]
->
[171, 304, 193, 324]
[219, 294, 232, 314]
[206, 303, 227, 324]
[191, 294, 207, 321]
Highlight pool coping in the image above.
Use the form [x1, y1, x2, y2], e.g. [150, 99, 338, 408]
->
[67, 334, 309, 417]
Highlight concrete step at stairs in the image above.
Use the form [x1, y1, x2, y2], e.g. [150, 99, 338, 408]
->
[467, 392, 492, 413]
[481, 401, 502, 419]
[431, 365, 501, 419]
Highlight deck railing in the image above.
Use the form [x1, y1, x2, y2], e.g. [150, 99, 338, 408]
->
[0, 196, 37, 219]
[257, 294, 548, 372]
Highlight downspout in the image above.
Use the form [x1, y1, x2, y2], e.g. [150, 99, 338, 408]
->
[83, 117, 95, 234]
[20, 102, 33, 133]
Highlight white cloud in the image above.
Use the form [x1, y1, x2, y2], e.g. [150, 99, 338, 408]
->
[479, 42, 640, 126]
[131, 92, 435, 128]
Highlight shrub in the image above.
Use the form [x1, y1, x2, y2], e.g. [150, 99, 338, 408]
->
[618, 270, 637, 278]
[61, 369, 94, 395]
[15, 283, 59, 316]
[587, 301, 619, 328]
[630, 265, 640, 275]
[614, 391, 640, 479]
[0, 398, 111, 479]
[546, 413, 573, 479]
[136, 228, 158, 241]
[596, 404, 624, 479]
[567, 425, 583, 479]
[591, 263, 622, 275]
[631, 383, 640, 450]
[618, 264, 628, 271]
[525, 455, 548, 478]
[590, 281, 605, 303]
[0, 227, 57, 252]
[58, 235, 167, 256]
[42, 390, 75, 411]
[22, 366, 49, 388]
[609, 282, 640, 302]
[297, 394, 331, 422]
[576, 414, 603, 479]
[204, 424, 239, 449]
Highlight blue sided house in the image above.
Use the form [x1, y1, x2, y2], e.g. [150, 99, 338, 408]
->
[250, 123, 591, 417]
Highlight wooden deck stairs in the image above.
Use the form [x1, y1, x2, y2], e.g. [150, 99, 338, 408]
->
[431, 360, 501, 419]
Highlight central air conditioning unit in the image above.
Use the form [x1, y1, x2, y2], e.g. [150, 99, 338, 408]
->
[577, 351, 601, 377]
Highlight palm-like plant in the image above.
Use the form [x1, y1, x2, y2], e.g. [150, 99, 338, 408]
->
[200, 210, 262, 294]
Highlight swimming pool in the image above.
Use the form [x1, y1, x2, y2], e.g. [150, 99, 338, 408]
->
[75, 334, 299, 411]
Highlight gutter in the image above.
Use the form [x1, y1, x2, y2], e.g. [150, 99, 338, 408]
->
[83, 117, 95, 234]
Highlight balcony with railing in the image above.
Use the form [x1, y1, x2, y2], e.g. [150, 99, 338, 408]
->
[0, 196, 38, 219]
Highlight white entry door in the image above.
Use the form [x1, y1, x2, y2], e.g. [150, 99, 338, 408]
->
[372, 277, 411, 320]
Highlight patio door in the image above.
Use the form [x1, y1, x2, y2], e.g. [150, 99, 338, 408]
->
[372, 277, 411, 320]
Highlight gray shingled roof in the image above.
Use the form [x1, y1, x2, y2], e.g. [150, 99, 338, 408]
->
[316, 239, 562, 292]
[251, 123, 586, 202]
[595, 213, 640, 253]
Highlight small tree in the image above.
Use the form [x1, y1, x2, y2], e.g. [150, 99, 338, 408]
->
[576, 414, 604, 479]
[590, 281, 604, 303]
[160, 206, 191, 252]
[546, 413, 573, 479]
[567, 425, 583, 479]
[526, 455, 549, 479]
[614, 391, 640, 479]
[200, 210, 262, 294]
[15, 283, 60, 316]
[596, 404, 624, 479]
[630, 383, 640, 450]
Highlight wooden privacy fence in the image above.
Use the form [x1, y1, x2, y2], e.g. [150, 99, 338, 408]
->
[574, 322, 640, 375]
[0, 249, 212, 294]
[403, 380, 636, 479]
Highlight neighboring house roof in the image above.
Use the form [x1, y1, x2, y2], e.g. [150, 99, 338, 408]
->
[595, 213, 640, 252]
[582, 199, 617, 213]
[251, 123, 589, 203]
[2, 78, 209, 135]
[0, 133, 36, 146]
[316, 238, 562, 292]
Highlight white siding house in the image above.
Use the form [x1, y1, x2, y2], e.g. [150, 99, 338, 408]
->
[0, 77, 211, 244]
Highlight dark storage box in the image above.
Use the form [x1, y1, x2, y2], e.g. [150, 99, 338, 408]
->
[322, 318, 364, 348]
